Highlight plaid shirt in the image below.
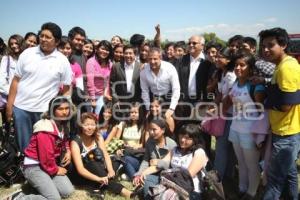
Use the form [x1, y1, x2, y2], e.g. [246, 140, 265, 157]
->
[254, 59, 276, 84]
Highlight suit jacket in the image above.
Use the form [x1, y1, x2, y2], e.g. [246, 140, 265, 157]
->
[109, 61, 142, 103]
[175, 54, 215, 102]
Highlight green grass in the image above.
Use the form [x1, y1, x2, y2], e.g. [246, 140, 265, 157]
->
[1, 138, 299, 200]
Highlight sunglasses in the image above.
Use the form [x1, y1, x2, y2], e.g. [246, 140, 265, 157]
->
[188, 42, 201, 46]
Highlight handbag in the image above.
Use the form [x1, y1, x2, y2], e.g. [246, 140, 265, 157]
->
[0, 120, 23, 186]
[123, 147, 145, 160]
[200, 170, 225, 200]
[201, 116, 226, 137]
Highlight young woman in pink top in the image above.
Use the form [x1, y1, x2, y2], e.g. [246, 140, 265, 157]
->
[58, 36, 84, 91]
[86, 40, 113, 115]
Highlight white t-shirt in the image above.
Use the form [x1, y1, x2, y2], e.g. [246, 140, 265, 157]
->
[229, 81, 264, 133]
[217, 71, 236, 98]
[0, 55, 17, 95]
[14, 46, 72, 112]
[170, 148, 208, 193]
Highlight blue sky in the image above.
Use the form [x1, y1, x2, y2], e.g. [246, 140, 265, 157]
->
[1, 0, 300, 42]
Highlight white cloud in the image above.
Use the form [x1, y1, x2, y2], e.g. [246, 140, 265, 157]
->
[262, 17, 277, 23]
[163, 23, 269, 41]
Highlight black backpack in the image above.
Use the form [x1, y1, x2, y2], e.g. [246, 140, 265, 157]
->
[0, 121, 24, 186]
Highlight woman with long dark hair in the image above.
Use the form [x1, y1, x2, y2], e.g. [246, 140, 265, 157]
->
[86, 40, 113, 115]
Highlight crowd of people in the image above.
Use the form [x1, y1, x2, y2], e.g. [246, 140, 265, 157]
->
[0, 22, 299, 200]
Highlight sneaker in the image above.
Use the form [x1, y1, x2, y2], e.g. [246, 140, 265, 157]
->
[4, 189, 25, 200]
[121, 173, 130, 181]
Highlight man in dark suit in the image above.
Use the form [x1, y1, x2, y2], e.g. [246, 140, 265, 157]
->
[175, 35, 216, 157]
[109, 45, 141, 117]
[175, 35, 215, 116]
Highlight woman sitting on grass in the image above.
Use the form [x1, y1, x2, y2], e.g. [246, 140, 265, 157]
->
[69, 112, 139, 199]
[138, 124, 208, 200]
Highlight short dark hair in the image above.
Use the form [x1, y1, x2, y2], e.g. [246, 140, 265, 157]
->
[228, 35, 244, 45]
[242, 37, 257, 49]
[258, 27, 289, 52]
[123, 44, 137, 55]
[205, 41, 222, 53]
[176, 124, 205, 153]
[40, 22, 62, 42]
[68, 26, 86, 40]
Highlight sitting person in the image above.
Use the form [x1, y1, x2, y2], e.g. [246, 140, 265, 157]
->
[138, 124, 208, 200]
[69, 112, 139, 198]
[114, 102, 147, 180]
[145, 97, 175, 135]
[21, 96, 74, 200]
[133, 118, 177, 197]
[97, 102, 118, 143]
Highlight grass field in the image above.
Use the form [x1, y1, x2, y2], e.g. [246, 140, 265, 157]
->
[1, 142, 300, 200]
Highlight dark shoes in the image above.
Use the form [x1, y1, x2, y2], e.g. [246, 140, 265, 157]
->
[241, 193, 255, 200]
[89, 189, 105, 200]
[130, 186, 144, 199]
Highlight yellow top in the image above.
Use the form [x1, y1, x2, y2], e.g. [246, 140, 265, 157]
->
[269, 56, 300, 136]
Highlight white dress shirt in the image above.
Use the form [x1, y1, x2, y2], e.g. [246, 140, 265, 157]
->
[140, 61, 180, 110]
[188, 55, 201, 96]
[124, 62, 135, 93]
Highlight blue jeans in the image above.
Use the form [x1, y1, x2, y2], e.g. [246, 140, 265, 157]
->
[263, 133, 300, 200]
[13, 106, 42, 152]
[214, 117, 236, 180]
[123, 156, 140, 180]
[94, 96, 104, 115]
[144, 175, 160, 198]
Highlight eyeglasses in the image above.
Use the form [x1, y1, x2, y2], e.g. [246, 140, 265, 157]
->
[188, 42, 201, 46]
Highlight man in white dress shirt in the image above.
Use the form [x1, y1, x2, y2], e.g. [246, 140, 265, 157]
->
[140, 47, 180, 118]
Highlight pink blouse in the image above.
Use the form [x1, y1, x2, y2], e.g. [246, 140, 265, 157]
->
[86, 56, 112, 99]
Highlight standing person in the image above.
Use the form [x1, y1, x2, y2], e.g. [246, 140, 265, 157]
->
[58, 36, 84, 91]
[86, 40, 113, 115]
[109, 44, 142, 115]
[212, 47, 236, 181]
[228, 35, 244, 57]
[82, 39, 94, 59]
[0, 37, 7, 61]
[24, 32, 38, 48]
[14, 97, 74, 200]
[0, 34, 24, 123]
[68, 26, 86, 73]
[228, 52, 265, 199]
[163, 42, 176, 65]
[175, 35, 215, 123]
[112, 43, 124, 64]
[111, 35, 123, 48]
[259, 28, 300, 200]
[140, 47, 180, 119]
[6, 22, 72, 152]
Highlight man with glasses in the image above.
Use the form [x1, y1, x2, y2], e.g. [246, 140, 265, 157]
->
[6, 22, 72, 152]
[175, 35, 215, 123]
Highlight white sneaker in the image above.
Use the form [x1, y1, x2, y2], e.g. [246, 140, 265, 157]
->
[120, 173, 129, 181]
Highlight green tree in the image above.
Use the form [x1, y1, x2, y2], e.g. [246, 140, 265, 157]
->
[203, 32, 226, 47]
